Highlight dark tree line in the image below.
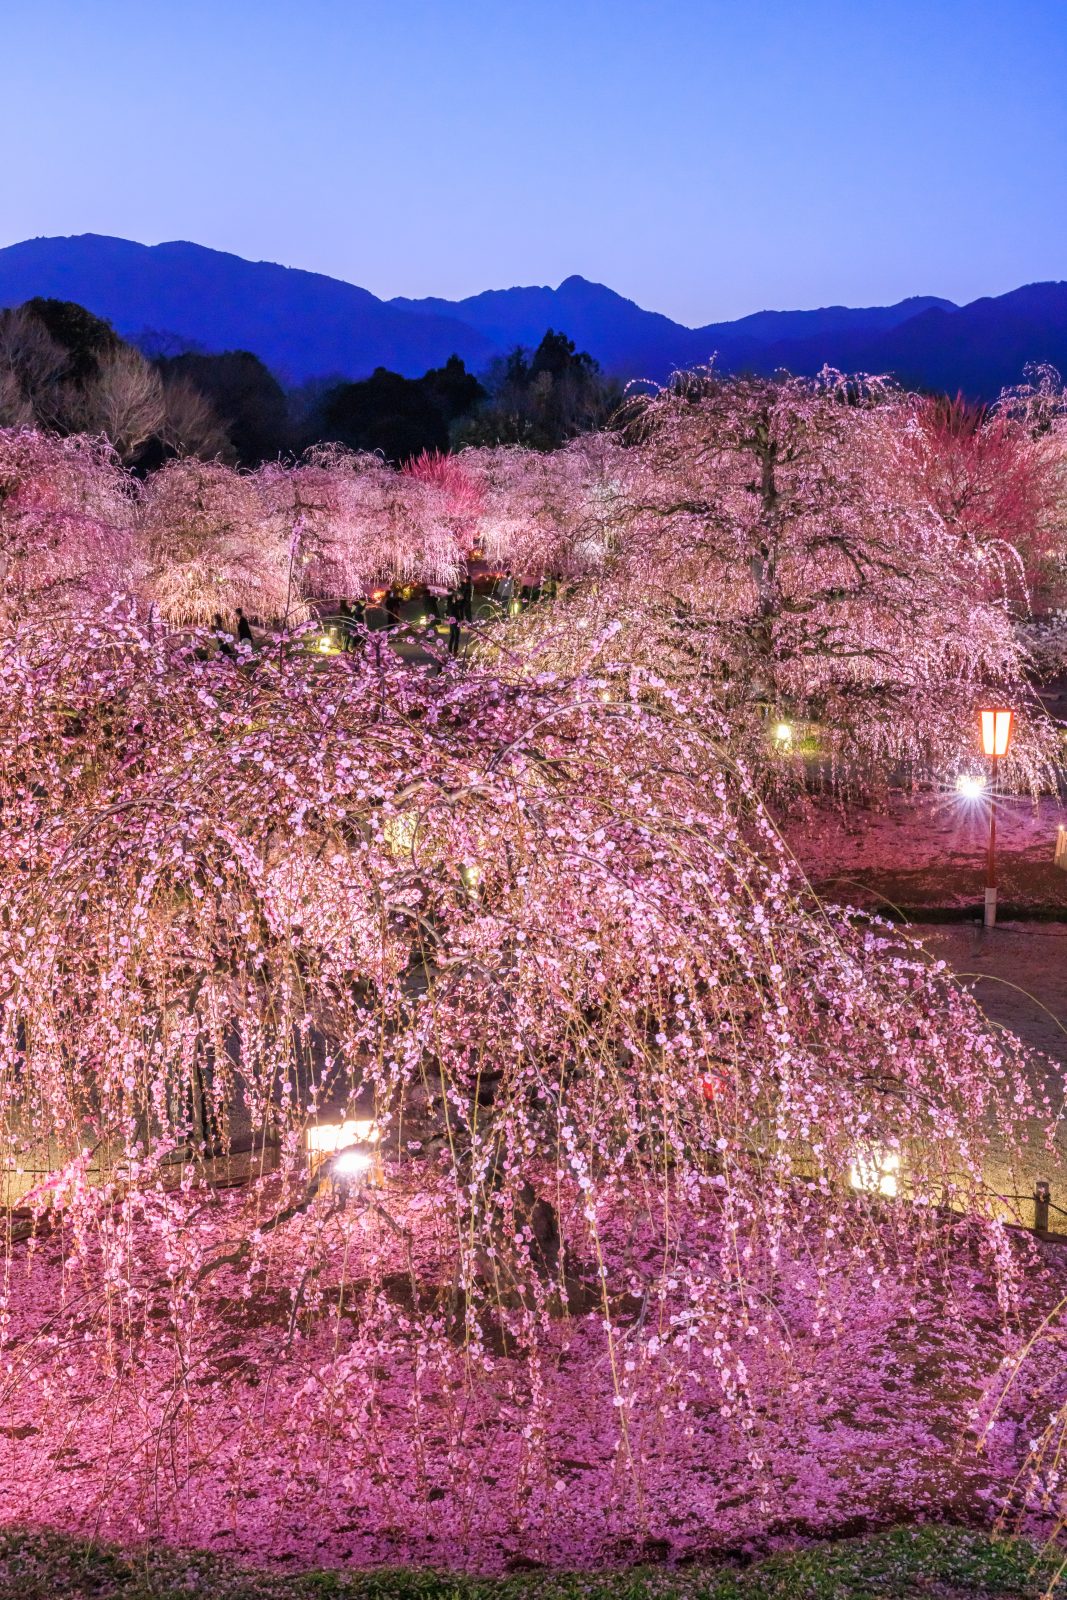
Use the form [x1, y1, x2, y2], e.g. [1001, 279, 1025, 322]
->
[0, 301, 620, 467]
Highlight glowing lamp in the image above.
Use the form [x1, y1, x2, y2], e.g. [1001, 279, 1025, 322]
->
[306, 1118, 381, 1187]
[459, 862, 483, 894]
[955, 774, 987, 799]
[978, 709, 1013, 929]
[773, 722, 793, 745]
[980, 708, 1013, 759]
[383, 810, 418, 857]
[305, 1119, 379, 1157]
[849, 1146, 900, 1199]
[332, 1147, 374, 1182]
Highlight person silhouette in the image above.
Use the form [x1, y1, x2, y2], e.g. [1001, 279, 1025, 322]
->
[447, 588, 462, 658]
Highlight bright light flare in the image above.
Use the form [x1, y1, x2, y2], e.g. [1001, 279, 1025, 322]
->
[332, 1147, 374, 1181]
[305, 1119, 379, 1156]
[459, 862, 483, 892]
[955, 773, 987, 800]
[773, 722, 793, 745]
[849, 1146, 900, 1199]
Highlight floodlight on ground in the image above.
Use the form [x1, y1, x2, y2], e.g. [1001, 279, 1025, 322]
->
[459, 862, 483, 894]
[849, 1146, 900, 1199]
[955, 774, 987, 799]
[331, 1146, 375, 1183]
[305, 1119, 379, 1156]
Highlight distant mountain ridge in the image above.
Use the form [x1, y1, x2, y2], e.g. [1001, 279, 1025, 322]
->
[391, 279, 958, 379]
[0, 233, 1064, 396]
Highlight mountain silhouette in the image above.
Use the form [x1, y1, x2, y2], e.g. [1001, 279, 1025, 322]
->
[0, 234, 1063, 396]
[0, 235, 497, 385]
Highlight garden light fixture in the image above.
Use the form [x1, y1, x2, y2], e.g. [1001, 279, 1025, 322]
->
[849, 1145, 900, 1199]
[980, 708, 1013, 759]
[978, 707, 1013, 928]
[306, 1119, 382, 1189]
[306, 1118, 379, 1172]
[331, 1146, 375, 1184]
[459, 862, 483, 894]
[955, 774, 987, 799]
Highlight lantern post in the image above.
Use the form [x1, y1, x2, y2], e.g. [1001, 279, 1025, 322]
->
[979, 709, 1013, 929]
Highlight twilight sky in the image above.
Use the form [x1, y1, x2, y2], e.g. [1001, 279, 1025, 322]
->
[2, 0, 1064, 325]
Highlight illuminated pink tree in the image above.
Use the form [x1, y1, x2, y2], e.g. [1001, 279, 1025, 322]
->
[0, 428, 134, 620]
[262, 446, 466, 606]
[902, 389, 1060, 603]
[0, 403, 1063, 1565]
[613, 369, 1057, 789]
[463, 435, 627, 584]
[0, 608, 1055, 1565]
[139, 456, 294, 627]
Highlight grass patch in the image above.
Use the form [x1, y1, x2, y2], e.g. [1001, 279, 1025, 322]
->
[0, 1524, 1062, 1600]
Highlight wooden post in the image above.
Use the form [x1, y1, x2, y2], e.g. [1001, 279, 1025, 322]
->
[1055, 825, 1067, 872]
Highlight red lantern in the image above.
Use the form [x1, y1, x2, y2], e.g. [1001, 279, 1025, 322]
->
[701, 1071, 721, 1104]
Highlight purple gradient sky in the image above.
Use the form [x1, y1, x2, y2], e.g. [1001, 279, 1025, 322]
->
[2, 0, 1064, 324]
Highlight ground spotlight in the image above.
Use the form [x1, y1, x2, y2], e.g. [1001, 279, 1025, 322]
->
[955, 774, 987, 800]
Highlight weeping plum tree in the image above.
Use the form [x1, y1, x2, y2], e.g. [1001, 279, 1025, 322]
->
[0, 606, 1058, 1563]
[0, 385, 1064, 1560]
[138, 455, 296, 626]
[0, 428, 135, 618]
[616, 369, 1059, 789]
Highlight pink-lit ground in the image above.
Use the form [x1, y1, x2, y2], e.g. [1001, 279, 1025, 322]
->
[0, 1188, 1065, 1572]
[783, 793, 1067, 917]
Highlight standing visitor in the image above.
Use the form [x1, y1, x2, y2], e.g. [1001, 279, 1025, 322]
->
[385, 588, 402, 630]
[235, 608, 253, 647]
[447, 588, 462, 658]
[496, 569, 515, 616]
[459, 574, 474, 623]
